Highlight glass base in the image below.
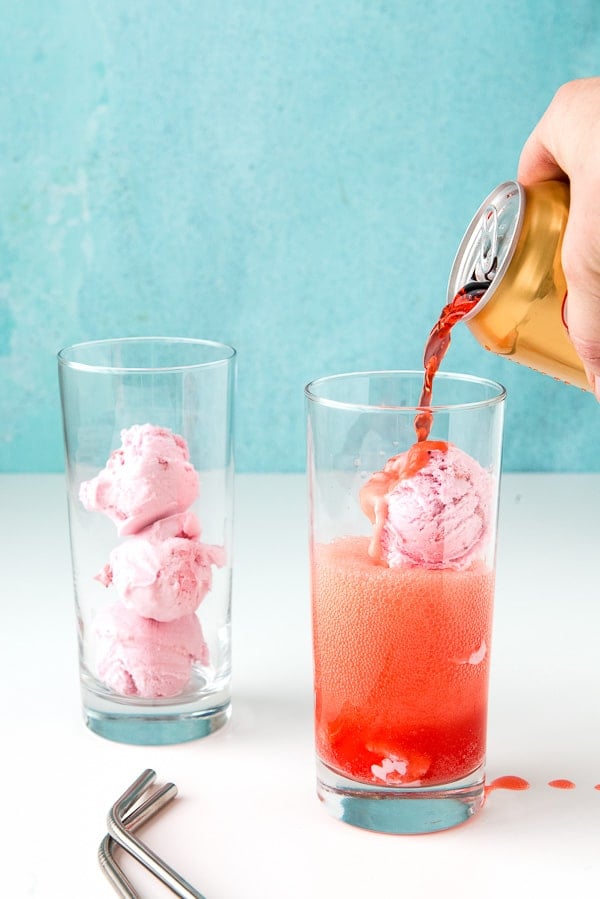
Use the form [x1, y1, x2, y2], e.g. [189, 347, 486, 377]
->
[84, 697, 231, 746]
[316, 759, 485, 834]
[80, 668, 231, 745]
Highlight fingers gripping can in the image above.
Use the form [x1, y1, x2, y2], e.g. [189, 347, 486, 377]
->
[448, 180, 588, 390]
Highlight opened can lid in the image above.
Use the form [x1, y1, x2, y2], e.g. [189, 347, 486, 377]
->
[447, 181, 525, 320]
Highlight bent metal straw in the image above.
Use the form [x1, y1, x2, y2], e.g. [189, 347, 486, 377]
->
[105, 770, 205, 899]
[99, 782, 177, 898]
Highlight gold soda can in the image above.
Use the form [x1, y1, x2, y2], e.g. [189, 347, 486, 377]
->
[448, 179, 589, 390]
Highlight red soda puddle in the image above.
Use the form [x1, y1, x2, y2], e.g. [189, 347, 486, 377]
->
[548, 779, 576, 789]
[414, 281, 488, 440]
[485, 775, 530, 798]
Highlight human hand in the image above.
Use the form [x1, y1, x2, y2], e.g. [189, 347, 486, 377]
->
[518, 77, 600, 399]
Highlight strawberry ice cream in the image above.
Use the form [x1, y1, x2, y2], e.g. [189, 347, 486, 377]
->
[96, 511, 226, 622]
[94, 602, 208, 699]
[79, 423, 199, 536]
[80, 422, 226, 700]
[360, 440, 492, 570]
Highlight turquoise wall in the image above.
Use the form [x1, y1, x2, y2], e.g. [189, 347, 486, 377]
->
[1, 0, 599, 473]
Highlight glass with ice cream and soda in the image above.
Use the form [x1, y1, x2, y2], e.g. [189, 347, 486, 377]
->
[58, 337, 235, 745]
[305, 370, 505, 833]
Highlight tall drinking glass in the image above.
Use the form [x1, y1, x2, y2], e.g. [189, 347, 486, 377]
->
[58, 337, 235, 745]
[306, 371, 505, 833]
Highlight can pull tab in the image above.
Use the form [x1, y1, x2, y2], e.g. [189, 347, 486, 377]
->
[475, 204, 498, 281]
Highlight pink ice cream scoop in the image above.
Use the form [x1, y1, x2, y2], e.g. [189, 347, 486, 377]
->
[361, 441, 492, 570]
[94, 602, 208, 698]
[79, 423, 199, 535]
[96, 511, 226, 622]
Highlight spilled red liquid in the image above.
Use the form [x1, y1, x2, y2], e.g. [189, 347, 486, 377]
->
[548, 779, 576, 789]
[485, 775, 530, 796]
[414, 283, 487, 440]
[484, 776, 600, 797]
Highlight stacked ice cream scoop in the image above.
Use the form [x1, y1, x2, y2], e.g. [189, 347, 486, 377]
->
[80, 423, 225, 698]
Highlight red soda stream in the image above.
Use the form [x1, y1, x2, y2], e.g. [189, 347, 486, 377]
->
[414, 281, 489, 441]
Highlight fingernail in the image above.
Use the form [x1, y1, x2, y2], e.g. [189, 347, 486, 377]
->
[595, 375, 600, 401]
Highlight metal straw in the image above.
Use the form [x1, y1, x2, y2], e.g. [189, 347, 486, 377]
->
[107, 769, 206, 899]
[99, 782, 178, 898]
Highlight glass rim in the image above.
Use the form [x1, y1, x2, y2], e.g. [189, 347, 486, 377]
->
[304, 369, 507, 413]
[57, 336, 236, 374]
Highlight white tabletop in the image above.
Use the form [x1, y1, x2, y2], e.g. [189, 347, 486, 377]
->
[2, 472, 600, 898]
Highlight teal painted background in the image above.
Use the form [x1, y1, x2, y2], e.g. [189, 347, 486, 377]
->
[1, 0, 599, 473]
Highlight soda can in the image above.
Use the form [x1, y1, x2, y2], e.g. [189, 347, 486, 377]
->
[448, 179, 589, 390]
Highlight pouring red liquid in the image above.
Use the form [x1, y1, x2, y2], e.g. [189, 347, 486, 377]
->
[414, 281, 489, 441]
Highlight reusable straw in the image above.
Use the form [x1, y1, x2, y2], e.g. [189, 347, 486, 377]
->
[99, 783, 177, 898]
[107, 769, 205, 899]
